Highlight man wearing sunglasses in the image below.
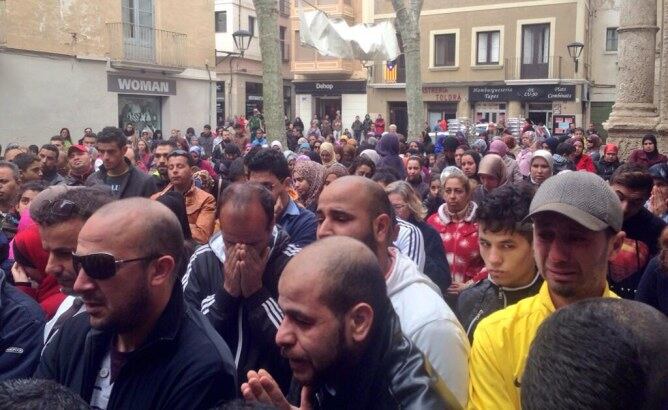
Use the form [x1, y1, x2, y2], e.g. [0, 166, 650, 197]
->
[30, 186, 113, 342]
[182, 182, 299, 394]
[36, 198, 236, 409]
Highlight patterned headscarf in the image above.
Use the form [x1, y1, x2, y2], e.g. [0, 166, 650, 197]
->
[319, 142, 337, 167]
[293, 160, 325, 209]
[324, 163, 349, 181]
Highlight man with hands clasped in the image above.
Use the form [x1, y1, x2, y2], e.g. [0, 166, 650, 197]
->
[182, 183, 300, 393]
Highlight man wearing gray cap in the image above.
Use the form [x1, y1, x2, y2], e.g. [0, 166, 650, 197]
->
[467, 171, 625, 410]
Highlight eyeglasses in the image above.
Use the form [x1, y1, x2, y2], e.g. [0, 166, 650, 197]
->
[72, 252, 160, 280]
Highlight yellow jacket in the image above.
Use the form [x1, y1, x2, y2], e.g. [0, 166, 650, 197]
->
[467, 282, 618, 410]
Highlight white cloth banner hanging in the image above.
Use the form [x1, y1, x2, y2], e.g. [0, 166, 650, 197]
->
[298, 0, 400, 61]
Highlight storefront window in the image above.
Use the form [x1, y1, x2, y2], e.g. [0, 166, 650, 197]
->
[216, 81, 225, 126]
[118, 94, 161, 132]
[246, 82, 263, 117]
[527, 102, 553, 130]
[427, 103, 458, 130]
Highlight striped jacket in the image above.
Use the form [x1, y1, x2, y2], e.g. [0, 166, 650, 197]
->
[182, 227, 300, 393]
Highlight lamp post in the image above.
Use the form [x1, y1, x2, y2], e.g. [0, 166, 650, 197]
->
[567, 41, 584, 74]
[224, 30, 252, 121]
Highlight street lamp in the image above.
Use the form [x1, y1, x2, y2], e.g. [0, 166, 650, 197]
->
[232, 29, 252, 58]
[567, 41, 584, 73]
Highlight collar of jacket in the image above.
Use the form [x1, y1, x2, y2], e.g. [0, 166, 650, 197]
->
[88, 282, 185, 364]
[97, 157, 135, 179]
[314, 303, 397, 406]
[538, 280, 618, 312]
[0, 270, 6, 311]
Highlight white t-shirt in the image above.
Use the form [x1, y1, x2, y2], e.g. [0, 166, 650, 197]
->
[90, 353, 113, 410]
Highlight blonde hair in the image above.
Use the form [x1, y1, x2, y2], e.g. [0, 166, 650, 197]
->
[442, 173, 472, 194]
[385, 180, 428, 220]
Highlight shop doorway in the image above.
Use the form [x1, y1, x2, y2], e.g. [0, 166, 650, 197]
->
[388, 102, 408, 136]
[427, 103, 458, 131]
[527, 102, 553, 131]
[315, 96, 341, 122]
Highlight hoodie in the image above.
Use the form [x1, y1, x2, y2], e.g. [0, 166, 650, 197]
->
[182, 227, 300, 392]
[386, 248, 471, 408]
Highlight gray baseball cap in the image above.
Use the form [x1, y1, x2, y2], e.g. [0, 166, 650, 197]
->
[526, 171, 623, 232]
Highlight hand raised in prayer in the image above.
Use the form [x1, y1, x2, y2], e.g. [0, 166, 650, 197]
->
[239, 244, 270, 298]
[223, 244, 242, 297]
[241, 369, 312, 410]
[11, 262, 30, 284]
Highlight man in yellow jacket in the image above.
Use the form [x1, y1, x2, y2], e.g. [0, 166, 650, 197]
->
[467, 172, 626, 410]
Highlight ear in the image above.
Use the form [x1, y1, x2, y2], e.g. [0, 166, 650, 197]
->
[373, 214, 394, 245]
[607, 231, 626, 261]
[283, 176, 292, 188]
[121, 145, 128, 156]
[346, 303, 374, 343]
[149, 255, 175, 287]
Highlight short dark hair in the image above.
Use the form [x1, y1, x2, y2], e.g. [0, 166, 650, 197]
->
[0, 160, 19, 181]
[96, 126, 127, 149]
[154, 140, 176, 152]
[17, 180, 46, 198]
[477, 183, 535, 242]
[223, 143, 241, 157]
[50, 135, 65, 144]
[349, 155, 376, 176]
[610, 163, 654, 198]
[39, 144, 59, 157]
[406, 155, 423, 167]
[371, 167, 400, 185]
[168, 150, 194, 167]
[219, 182, 275, 230]
[555, 142, 575, 156]
[0, 378, 89, 410]
[246, 148, 290, 181]
[82, 133, 97, 140]
[12, 153, 39, 171]
[522, 298, 668, 410]
[31, 187, 113, 226]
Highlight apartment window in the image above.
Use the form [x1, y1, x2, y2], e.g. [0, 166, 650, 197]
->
[280, 26, 288, 61]
[279, 0, 290, 16]
[476, 31, 500, 64]
[248, 16, 256, 36]
[434, 33, 456, 67]
[215, 11, 227, 33]
[606, 27, 618, 52]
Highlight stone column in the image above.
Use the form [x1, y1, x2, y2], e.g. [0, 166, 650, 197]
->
[655, 0, 668, 152]
[603, 0, 659, 158]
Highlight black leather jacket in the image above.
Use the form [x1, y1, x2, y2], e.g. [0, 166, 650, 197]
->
[289, 304, 462, 409]
[457, 274, 543, 342]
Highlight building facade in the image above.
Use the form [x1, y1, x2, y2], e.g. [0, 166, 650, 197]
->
[214, 0, 294, 126]
[0, 0, 216, 146]
[368, 0, 592, 137]
[291, 0, 369, 132]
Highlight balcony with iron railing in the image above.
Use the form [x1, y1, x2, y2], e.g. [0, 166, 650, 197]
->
[369, 60, 406, 86]
[291, 0, 355, 20]
[504, 55, 577, 82]
[107, 22, 187, 72]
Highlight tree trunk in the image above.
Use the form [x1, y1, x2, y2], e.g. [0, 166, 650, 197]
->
[391, 0, 424, 141]
[252, 0, 286, 145]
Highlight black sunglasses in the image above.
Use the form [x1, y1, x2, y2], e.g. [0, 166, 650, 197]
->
[72, 252, 160, 280]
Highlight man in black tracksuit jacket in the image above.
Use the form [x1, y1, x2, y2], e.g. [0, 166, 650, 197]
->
[182, 225, 299, 394]
[36, 282, 237, 409]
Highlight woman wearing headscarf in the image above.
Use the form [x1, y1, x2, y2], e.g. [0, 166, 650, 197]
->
[318, 142, 338, 168]
[12, 224, 66, 319]
[628, 134, 668, 168]
[516, 131, 536, 177]
[472, 154, 508, 205]
[189, 146, 218, 179]
[293, 160, 325, 212]
[527, 149, 554, 186]
[596, 143, 623, 181]
[376, 133, 406, 179]
[488, 140, 523, 183]
[471, 138, 487, 155]
[323, 163, 349, 186]
[585, 134, 602, 162]
[543, 136, 559, 154]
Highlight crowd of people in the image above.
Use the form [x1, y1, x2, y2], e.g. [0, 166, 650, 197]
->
[0, 114, 666, 409]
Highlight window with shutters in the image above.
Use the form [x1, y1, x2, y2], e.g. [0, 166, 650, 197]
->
[476, 31, 500, 64]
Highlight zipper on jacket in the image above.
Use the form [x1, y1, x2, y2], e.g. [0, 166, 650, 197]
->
[466, 309, 485, 337]
[234, 309, 243, 367]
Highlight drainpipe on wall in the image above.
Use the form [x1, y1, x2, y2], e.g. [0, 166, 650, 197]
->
[206, 63, 214, 126]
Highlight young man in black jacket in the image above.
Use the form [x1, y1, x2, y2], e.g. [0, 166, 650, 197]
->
[457, 184, 542, 342]
[182, 183, 298, 394]
[85, 127, 157, 199]
[241, 236, 459, 409]
[36, 198, 236, 409]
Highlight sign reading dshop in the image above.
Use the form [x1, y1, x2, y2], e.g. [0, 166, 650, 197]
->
[107, 74, 177, 96]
